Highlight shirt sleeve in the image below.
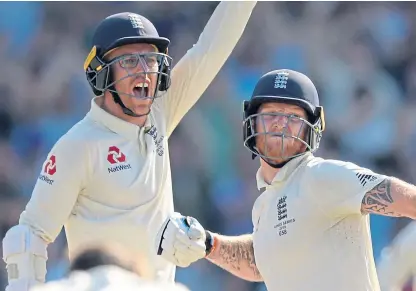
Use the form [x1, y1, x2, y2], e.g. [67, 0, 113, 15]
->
[377, 222, 416, 291]
[159, 1, 256, 138]
[19, 135, 90, 243]
[307, 159, 387, 217]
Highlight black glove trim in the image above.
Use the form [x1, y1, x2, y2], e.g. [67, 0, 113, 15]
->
[205, 230, 214, 256]
[157, 220, 171, 255]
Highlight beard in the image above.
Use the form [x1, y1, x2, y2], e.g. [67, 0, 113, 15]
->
[255, 134, 306, 164]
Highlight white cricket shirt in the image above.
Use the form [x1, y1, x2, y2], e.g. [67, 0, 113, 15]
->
[252, 153, 387, 291]
[17, 1, 256, 282]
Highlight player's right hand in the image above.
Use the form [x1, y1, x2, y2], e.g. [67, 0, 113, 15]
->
[155, 212, 207, 267]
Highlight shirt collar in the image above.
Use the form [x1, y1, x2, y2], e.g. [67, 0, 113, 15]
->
[256, 152, 314, 190]
[86, 97, 152, 141]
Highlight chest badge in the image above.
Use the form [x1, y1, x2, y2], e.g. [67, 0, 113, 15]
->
[274, 195, 296, 236]
[107, 146, 131, 173]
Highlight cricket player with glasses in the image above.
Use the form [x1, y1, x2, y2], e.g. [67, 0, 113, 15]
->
[2, 2, 257, 290]
[156, 69, 416, 291]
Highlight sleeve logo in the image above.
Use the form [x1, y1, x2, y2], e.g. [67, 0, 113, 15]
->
[44, 155, 57, 176]
[38, 155, 56, 185]
[355, 172, 377, 186]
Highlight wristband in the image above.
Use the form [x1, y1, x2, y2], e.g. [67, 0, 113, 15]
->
[205, 231, 216, 256]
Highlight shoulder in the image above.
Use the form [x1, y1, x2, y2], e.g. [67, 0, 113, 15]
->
[49, 117, 99, 157]
[56, 113, 125, 145]
[306, 157, 360, 172]
[305, 157, 371, 179]
[303, 157, 380, 189]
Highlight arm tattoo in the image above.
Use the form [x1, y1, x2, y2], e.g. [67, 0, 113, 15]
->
[218, 238, 261, 278]
[361, 179, 401, 217]
[207, 235, 262, 281]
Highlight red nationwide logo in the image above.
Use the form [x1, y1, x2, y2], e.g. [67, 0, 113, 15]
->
[107, 146, 131, 173]
[44, 155, 57, 175]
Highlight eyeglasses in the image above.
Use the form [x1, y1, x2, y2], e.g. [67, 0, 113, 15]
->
[112, 53, 166, 70]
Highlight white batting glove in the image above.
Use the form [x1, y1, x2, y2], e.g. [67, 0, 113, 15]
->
[155, 212, 207, 267]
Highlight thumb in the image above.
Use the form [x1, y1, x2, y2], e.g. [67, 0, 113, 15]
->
[187, 218, 205, 241]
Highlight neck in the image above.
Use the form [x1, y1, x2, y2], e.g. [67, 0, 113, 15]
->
[259, 159, 281, 185]
[100, 94, 147, 127]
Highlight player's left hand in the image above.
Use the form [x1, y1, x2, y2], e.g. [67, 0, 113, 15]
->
[155, 212, 207, 267]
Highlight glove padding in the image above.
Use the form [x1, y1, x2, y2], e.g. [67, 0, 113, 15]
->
[156, 213, 206, 267]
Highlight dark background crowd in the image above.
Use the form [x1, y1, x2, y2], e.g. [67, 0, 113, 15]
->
[1, 1, 416, 290]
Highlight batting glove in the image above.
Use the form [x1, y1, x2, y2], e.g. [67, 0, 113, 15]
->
[155, 212, 214, 267]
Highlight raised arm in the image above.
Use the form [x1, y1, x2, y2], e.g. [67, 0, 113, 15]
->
[161, 1, 257, 137]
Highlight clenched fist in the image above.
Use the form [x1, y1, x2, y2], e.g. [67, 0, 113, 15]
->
[155, 213, 212, 267]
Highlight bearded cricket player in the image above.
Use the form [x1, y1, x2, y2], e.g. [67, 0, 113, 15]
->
[377, 221, 416, 291]
[1, 2, 257, 290]
[155, 69, 416, 291]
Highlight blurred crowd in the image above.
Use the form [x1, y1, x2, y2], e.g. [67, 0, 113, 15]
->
[1, 1, 416, 290]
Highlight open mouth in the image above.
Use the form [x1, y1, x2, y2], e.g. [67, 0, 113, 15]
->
[133, 81, 150, 98]
[266, 132, 285, 138]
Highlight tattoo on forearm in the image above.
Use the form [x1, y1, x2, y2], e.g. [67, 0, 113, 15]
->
[217, 238, 262, 279]
[362, 179, 401, 216]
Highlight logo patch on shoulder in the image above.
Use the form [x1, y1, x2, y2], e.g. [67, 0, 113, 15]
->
[38, 155, 56, 185]
[44, 155, 57, 175]
[355, 172, 377, 186]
